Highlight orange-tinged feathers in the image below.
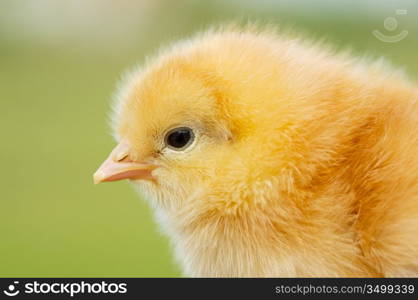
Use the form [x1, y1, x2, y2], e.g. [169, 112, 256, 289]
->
[103, 26, 418, 277]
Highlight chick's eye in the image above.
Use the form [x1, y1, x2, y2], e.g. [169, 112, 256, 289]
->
[165, 127, 194, 150]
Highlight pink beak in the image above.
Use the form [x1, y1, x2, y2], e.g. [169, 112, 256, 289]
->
[93, 140, 156, 184]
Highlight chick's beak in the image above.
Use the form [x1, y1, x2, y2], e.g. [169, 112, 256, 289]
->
[93, 141, 156, 184]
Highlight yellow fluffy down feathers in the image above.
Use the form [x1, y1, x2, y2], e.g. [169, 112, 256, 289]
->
[95, 26, 418, 277]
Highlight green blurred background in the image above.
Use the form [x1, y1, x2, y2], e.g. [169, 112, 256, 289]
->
[1, 0, 417, 277]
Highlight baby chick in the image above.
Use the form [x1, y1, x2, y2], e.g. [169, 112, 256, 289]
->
[94, 26, 418, 277]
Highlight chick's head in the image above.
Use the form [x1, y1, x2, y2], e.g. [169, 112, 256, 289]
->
[94, 29, 333, 216]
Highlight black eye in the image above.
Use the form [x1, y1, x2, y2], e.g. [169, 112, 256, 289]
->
[165, 127, 194, 150]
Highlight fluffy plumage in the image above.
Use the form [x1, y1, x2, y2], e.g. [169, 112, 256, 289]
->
[98, 26, 418, 277]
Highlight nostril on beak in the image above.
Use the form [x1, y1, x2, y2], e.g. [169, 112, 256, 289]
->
[114, 151, 131, 162]
[110, 139, 133, 162]
[116, 154, 129, 162]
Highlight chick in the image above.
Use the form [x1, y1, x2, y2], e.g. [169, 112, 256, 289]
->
[94, 26, 418, 277]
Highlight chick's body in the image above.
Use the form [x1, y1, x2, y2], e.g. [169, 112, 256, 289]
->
[99, 28, 418, 277]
